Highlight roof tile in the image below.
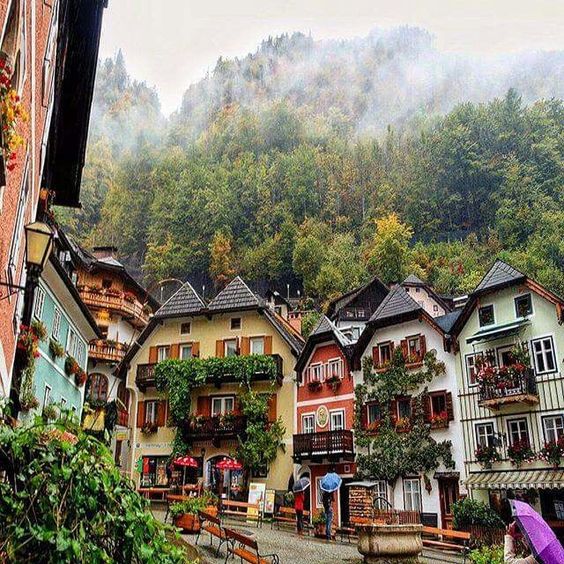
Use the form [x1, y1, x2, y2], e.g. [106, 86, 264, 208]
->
[154, 282, 205, 318]
[207, 277, 263, 311]
[475, 260, 526, 293]
[369, 285, 421, 323]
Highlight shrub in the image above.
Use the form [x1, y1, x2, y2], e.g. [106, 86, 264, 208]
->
[452, 498, 505, 530]
[0, 415, 184, 563]
[312, 510, 326, 526]
[469, 545, 504, 564]
[170, 492, 217, 518]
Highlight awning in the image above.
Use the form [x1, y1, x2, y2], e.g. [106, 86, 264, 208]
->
[346, 481, 380, 488]
[464, 470, 564, 490]
[467, 319, 530, 344]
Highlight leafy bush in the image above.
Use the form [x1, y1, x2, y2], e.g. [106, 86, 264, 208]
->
[469, 545, 504, 564]
[170, 492, 218, 517]
[312, 510, 326, 526]
[0, 416, 184, 563]
[452, 498, 504, 530]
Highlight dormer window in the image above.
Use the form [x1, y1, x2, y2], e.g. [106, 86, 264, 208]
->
[478, 305, 495, 327]
[230, 317, 241, 330]
[514, 294, 532, 318]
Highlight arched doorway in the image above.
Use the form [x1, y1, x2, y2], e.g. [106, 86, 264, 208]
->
[205, 455, 245, 501]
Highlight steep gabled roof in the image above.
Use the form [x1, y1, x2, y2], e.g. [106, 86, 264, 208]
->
[401, 273, 452, 313]
[326, 276, 389, 320]
[207, 277, 263, 312]
[434, 310, 462, 334]
[474, 259, 526, 294]
[310, 315, 353, 348]
[402, 274, 426, 286]
[154, 282, 206, 319]
[369, 285, 421, 324]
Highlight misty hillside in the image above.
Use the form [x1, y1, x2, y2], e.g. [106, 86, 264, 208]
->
[57, 27, 564, 304]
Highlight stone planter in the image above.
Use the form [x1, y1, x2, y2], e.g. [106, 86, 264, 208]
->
[357, 523, 423, 563]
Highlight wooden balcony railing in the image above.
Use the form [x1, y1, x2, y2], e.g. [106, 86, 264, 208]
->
[183, 415, 247, 445]
[78, 287, 149, 327]
[479, 368, 538, 409]
[89, 339, 129, 362]
[293, 430, 354, 462]
[219, 354, 284, 384]
[136, 363, 157, 391]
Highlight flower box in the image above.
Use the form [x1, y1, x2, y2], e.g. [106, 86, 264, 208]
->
[307, 380, 322, 391]
[474, 445, 501, 469]
[429, 411, 449, 429]
[507, 440, 536, 468]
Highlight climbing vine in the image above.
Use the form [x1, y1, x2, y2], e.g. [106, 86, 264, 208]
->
[354, 347, 454, 485]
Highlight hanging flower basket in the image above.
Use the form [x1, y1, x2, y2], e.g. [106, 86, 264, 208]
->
[65, 356, 80, 376]
[74, 369, 87, 387]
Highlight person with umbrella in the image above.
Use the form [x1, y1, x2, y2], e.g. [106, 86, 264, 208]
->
[320, 470, 342, 541]
[293, 477, 310, 536]
[505, 500, 564, 564]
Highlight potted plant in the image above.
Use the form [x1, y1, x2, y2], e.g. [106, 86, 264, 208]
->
[65, 355, 80, 377]
[507, 440, 535, 468]
[395, 416, 411, 432]
[20, 394, 39, 412]
[42, 403, 58, 421]
[475, 445, 501, 469]
[325, 374, 342, 392]
[49, 338, 64, 359]
[312, 510, 327, 538]
[538, 438, 564, 468]
[75, 369, 87, 387]
[170, 494, 217, 533]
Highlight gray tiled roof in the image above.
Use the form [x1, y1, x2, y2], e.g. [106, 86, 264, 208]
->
[154, 281, 205, 318]
[369, 285, 421, 323]
[402, 274, 426, 286]
[207, 276, 264, 312]
[435, 310, 462, 333]
[475, 260, 526, 294]
[311, 315, 352, 347]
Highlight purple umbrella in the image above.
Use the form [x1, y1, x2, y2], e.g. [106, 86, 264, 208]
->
[511, 500, 564, 564]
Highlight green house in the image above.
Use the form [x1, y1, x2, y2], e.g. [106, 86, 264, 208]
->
[31, 254, 100, 417]
[452, 259, 564, 524]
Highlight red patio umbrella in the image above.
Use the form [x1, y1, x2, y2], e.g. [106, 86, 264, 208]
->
[173, 455, 199, 488]
[215, 457, 242, 470]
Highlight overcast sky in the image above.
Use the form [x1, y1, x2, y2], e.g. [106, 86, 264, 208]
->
[99, 0, 564, 114]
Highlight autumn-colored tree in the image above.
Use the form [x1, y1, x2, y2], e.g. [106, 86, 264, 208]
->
[209, 230, 236, 289]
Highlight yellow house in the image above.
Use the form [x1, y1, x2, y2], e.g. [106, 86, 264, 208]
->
[118, 277, 303, 495]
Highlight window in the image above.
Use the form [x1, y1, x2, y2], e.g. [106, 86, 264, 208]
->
[33, 287, 45, 319]
[508, 419, 530, 447]
[367, 403, 381, 425]
[531, 337, 556, 374]
[180, 344, 193, 360]
[302, 414, 315, 434]
[407, 335, 421, 359]
[415, 287, 420, 293]
[397, 397, 412, 419]
[60, 398, 67, 407]
[180, 322, 191, 335]
[157, 346, 170, 362]
[543, 416, 564, 444]
[75, 342, 85, 367]
[309, 363, 324, 382]
[230, 317, 241, 330]
[373, 481, 389, 509]
[478, 305, 495, 327]
[67, 330, 77, 357]
[430, 392, 447, 417]
[330, 410, 345, 431]
[145, 400, 158, 424]
[250, 337, 264, 355]
[466, 353, 488, 385]
[357, 309, 365, 318]
[433, 304, 439, 313]
[42, 0, 58, 104]
[211, 396, 235, 416]
[515, 294, 533, 318]
[43, 384, 51, 408]
[87, 374, 108, 402]
[224, 339, 238, 357]
[404, 478, 422, 511]
[51, 307, 61, 340]
[476, 422, 495, 447]
[327, 358, 343, 379]
[378, 343, 392, 366]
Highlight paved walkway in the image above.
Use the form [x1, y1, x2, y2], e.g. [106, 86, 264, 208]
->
[152, 508, 465, 563]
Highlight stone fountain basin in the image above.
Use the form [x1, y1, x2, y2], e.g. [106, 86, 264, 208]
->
[357, 523, 423, 563]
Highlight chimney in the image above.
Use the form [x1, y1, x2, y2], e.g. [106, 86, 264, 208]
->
[288, 311, 302, 335]
[92, 246, 118, 260]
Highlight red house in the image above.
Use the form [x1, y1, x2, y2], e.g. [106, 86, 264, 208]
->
[293, 316, 355, 527]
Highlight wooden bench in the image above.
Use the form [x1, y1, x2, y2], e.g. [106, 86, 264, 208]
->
[271, 506, 311, 532]
[336, 516, 372, 542]
[220, 499, 263, 528]
[196, 510, 228, 556]
[224, 527, 279, 564]
[422, 526, 470, 557]
[137, 487, 170, 501]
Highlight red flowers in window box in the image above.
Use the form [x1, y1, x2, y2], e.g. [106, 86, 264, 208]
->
[538, 437, 564, 468]
[507, 440, 536, 468]
[75, 369, 87, 387]
[475, 444, 501, 468]
[307, 380, 322, 391]
[429, 411, 449, 429]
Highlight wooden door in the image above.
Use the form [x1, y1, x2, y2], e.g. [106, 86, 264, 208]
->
[438, 478, 459, 529]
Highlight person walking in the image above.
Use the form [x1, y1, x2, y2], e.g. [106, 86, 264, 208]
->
[322, 490, 334, 541]
[294, 489, 305, 535]
[505, 522, 537, 563]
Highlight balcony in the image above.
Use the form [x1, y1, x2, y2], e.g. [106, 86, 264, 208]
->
[117, 408, 129, 427]
[183, 415, 247, 446]
[136, 363, 157, 391]
[479, 368, 538, 409]
[293, 430, 355, 462]
[89, 339, 129, 363]
[78, 287, 150, 327]
[212, 354, 284, 386]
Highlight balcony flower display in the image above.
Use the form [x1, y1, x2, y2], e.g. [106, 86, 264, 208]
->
[538, 438, 564, 468]
[49, 338, 64, 359]
[429, 411, 449, 429]
[394, 416, 411, 432]
[17, 322, 47, 411]
[507, 440, 536, 467]
[325, 373, 342, 392]
[365, 419, 381, 434]
[65, 355, 80, 377]
[307, 379, 322, 391]
[475, 444, 501, 469]
[75, 369, 87, 387]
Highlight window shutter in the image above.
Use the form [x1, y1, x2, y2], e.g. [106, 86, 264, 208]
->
[234, 397, 242, 415]
[136, 401, 145, 427]
[420, 335, 427, 358]
[215, 340, 224, 358]
[423, 395, 432, 422]
[197, 396, 211, 416]
[192, 341, 200, 357]
[389, 399, 398, 420]
[267, 394, 277, 422]
[156, 400, 167, 427]
[148, 347, 158, 363]
[170, 343, 180, 359]
[400, 339, 408, 360]
[240, 336, 250, 355]
[446, 392, 454, 421]
[361, 404, 368, 430]
[372, 346, 380, 367]
[264, 335, 273, 355]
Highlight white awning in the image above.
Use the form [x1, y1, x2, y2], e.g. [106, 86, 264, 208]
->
[467, 319, 530, 344]
[464, 470, 564, 490]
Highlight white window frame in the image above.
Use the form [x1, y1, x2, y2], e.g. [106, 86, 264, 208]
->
[373, 480, 389, 509]
[60, 397, 67, 407]
[224, 339, 238, 357]
[407, 335, 422, 358]
[330, 409, 345, 431]
[145, 400, 158, 424]
[180, 322, 191, 336]
[403, 478, 422, 512]
[475, 422, 495, 448]
[66, 329, 77, 357]
[309, 363, 324, 383]
[327, 358, 343, 379]
[51, 307, 61, 340]
[33, 286, 45, 320]
[507, 418, 530, 446]
[43, 384, 52, 408]
[367, 403, 381, 425]
[211, 396, 235, 416]
[250, 336, 265, 355]
[180, 344, 193, 360]
[378, 342, 392, 366]
[543, 415, 564, 444]
[531, 336, 557, 375]
[41, 0, 58, 105]
[514, 293, 533, 319]
[301, 413, 315, 434]
[157, 346, 169, 362]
